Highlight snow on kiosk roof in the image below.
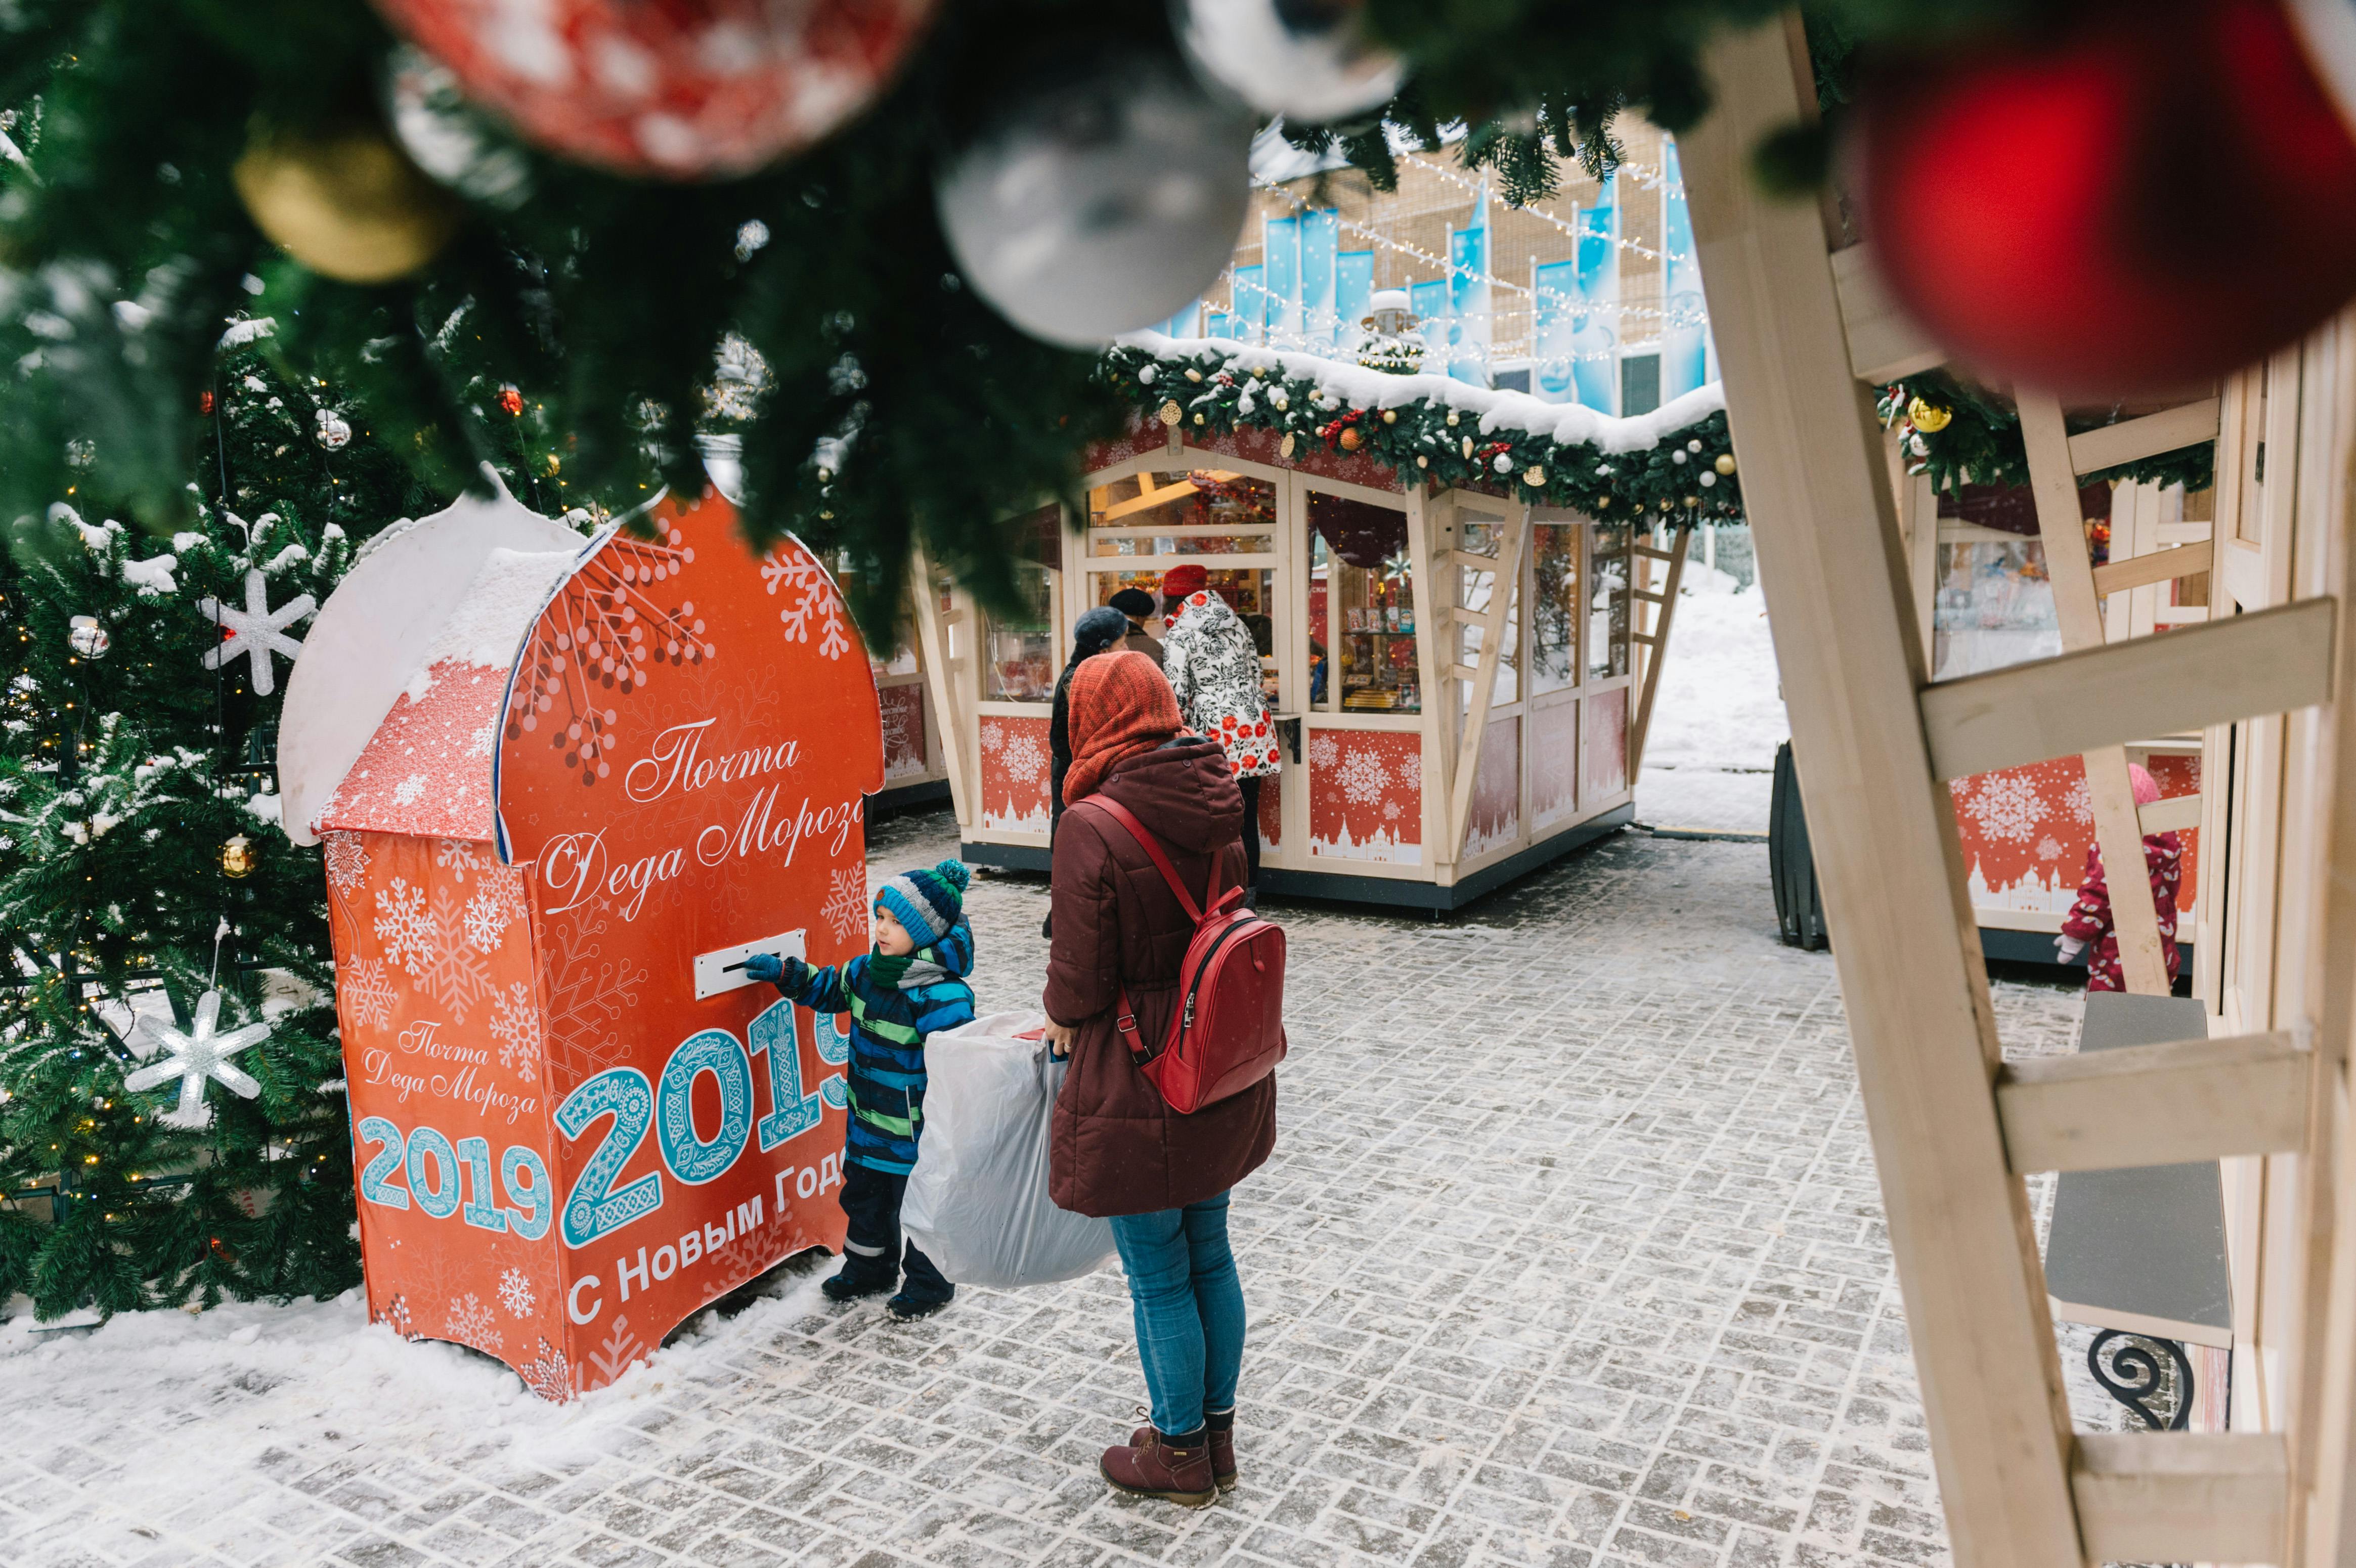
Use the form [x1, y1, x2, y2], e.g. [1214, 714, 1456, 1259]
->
[279, 483, 887, 1400]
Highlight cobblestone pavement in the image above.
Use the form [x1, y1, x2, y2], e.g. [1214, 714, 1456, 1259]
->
[5, 812, 2129, 1568]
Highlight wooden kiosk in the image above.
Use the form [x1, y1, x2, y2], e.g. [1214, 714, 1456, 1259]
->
[911, 346, 1730, 909]
[1685, 18, 2356, 1566]
[1889, 469, 2217, 966]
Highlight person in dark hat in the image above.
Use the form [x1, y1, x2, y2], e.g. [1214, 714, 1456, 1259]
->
[1106, 587, 1165, 668]
[1041, 605, 1137, 939]
[1051, 606, 1135, 846]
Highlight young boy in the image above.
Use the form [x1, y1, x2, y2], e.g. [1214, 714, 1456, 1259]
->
[745, 859, 976, 1320]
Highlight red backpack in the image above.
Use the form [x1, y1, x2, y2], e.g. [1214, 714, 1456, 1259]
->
[1080, 797, 1288, 1114]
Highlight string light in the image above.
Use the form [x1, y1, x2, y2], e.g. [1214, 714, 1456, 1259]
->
[1398, 153, 1693, 265]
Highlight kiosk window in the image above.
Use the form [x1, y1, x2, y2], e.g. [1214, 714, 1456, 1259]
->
[1310, 493, 1418, 715]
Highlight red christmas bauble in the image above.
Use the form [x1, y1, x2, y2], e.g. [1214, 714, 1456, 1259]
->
[1858, 0, 2356, 396]
[497, 383, 525, 416]
[371, 0, 940, 178]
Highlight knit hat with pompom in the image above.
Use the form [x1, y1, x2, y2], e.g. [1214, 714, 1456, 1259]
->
[876, 858, 971, 946]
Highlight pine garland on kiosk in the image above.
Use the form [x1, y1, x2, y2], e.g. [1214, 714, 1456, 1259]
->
[1874, 371, 2216, 497]
[1100, 339, 1743, 524]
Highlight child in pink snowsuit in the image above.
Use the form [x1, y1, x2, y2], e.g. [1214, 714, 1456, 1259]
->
[2057, 763, 2184, 992]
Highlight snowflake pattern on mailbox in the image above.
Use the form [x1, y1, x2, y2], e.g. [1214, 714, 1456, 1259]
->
[296, 487, 884, 1399]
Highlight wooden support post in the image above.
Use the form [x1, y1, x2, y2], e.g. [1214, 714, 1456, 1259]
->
[1441, 507, 1529, 862]
[1682, 21, 2083, 1568]
[908, 547, 972, 829]
[1405, 487, 1451, 859]
[1629, 525, 1690, 774]
[2017, 390, 2175, 995]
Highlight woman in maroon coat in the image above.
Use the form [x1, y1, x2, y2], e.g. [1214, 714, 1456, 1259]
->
[1043, 650, 1277, 1508]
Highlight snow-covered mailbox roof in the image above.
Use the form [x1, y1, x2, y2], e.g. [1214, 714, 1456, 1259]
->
[278, 478, 883, 1400]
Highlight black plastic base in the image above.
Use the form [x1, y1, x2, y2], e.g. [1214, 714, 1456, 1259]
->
[1978, 925, 2197, 994]
[865, 778, 952, 820]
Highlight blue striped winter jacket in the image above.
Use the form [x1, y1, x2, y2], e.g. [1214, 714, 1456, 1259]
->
[775, 919, 976, 1174]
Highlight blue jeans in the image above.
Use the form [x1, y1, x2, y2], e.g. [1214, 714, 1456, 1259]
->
[1107, 1194, 1244, 1436]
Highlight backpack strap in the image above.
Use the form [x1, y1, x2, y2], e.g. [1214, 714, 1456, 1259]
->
[1084, 796, 1210, 922]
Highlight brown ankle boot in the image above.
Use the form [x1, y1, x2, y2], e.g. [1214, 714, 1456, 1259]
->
[1101, 1427, 1217, 1506]
[1130, 1421, 1236, 1492]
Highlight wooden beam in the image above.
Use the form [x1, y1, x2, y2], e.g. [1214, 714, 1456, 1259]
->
[2019, 390, 2171, 994]
[1404, 487, 1450, 856]
[907, 548, 972, 828]
[1682, 23, 2083, 1566]
[1099, 484, 1198, 524]
[1629, 528, 1691, 773]
[1919, 597, 2338, 779]
[1996, 1031, 2308, 1173]
[1441, 506, 1528, 863]
[2092, 539, 2213, 597]
[1449, 549, 1503, 573]
[2065, 397, 2222, 475]
[2137, 792, 2204, 835]
[2071, 1432, 2287, 1566]
[1631, 543, 1679, 562]
[2219, 536, 2267, 611]
[1830, 242, 1946, 384]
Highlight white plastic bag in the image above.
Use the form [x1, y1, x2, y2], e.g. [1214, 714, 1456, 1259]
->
[903, 1010, 1115, 1288]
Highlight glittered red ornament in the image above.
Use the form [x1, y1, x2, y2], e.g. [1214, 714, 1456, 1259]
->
[371, 0, 940, 179]
[497, 384, 524, 417]
[1858, 0, 2356, 397]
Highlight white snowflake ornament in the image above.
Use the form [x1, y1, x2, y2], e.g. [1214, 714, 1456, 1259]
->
[123, 990, 271, 1129]
[199, 569, 315, 698]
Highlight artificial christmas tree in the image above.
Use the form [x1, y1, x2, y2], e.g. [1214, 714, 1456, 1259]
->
[0, 338, 548, 1317]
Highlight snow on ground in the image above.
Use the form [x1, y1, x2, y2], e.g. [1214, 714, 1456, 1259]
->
[1636, 564, 1788, 833]
[0, 1262, 835, 1528]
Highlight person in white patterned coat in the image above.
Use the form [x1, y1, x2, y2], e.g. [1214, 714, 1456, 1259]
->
[1158, 563, 1280, 893]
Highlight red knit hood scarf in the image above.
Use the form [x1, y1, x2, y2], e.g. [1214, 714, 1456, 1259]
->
[1063, 649, 1190, 805]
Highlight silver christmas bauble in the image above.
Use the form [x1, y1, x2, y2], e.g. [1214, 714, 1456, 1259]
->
[315, 408, 353, 449]
[68, 616, 110, 658]
[1175, 0, 1403, 122]
[937, 52, 1253, 349]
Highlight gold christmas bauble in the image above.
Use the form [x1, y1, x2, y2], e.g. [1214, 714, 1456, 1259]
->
[1905, 396, 1953, 433]
[1158, 400, 1183, 426]
[1713, 453, 1736, 476]
[1338, 427, 1362, 452]
[232, 122, 460, 285]
[220, 834, 258, 879]
[1381, 408, 1397, 424]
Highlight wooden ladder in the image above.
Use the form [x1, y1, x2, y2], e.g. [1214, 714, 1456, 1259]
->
[1682, 17, 2353, 1566]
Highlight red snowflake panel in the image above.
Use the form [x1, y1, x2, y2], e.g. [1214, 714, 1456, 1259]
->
[1464, 716, 1519, 859]
[1308, 729, 1422, 864]
[978, 714, 1052, 835]
[1530, 701, 1578, 830]
[1581, 689, 1629, 805]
